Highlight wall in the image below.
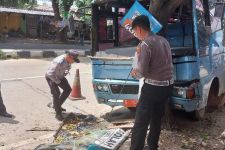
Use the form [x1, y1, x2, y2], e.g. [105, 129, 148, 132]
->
[0, 12, 21, 33]
[8, 13, 21, 31]
[0, 13, 8, 32]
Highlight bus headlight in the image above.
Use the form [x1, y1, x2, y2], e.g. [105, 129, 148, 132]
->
[173, 87, 195, 99]
[96, 83, 109, 92]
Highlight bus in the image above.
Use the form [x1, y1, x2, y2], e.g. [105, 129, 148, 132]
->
[91, 0, 225, 120]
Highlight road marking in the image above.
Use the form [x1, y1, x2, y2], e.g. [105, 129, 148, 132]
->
[1, 133, 54, 150]
[0, 76, 44, 82]
[0, 72, 91, 83]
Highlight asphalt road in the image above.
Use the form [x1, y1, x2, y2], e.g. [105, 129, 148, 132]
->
[0, 57, 133, 150]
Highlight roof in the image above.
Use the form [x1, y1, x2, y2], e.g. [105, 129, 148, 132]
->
[93, 0, 117, 4]
[34, 5, 53, 12]
[0, 7, 54, 16]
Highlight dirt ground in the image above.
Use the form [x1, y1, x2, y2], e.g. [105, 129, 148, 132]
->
[115, 107, 225, 150]
[25, 96, 225, 150]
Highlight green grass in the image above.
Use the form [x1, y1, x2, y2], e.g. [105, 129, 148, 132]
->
[0, 50, 7, 59]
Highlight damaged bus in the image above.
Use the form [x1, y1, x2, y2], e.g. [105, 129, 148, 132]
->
[91, 0, 225, 120]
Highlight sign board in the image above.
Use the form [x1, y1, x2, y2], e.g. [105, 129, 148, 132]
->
[120, 1, 162, 35]
[94, 129, 129, 150]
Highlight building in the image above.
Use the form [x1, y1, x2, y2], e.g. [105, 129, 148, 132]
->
[0, 7, 54, 38]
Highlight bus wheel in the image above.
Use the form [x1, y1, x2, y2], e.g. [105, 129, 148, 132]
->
[191, 107, 205, 121]
[207, 79, 219, 109]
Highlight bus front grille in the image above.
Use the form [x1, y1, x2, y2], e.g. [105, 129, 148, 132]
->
[110, 84, 139, 94]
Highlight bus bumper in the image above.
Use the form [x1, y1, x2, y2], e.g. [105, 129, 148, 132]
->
[171, 97, 201, 112]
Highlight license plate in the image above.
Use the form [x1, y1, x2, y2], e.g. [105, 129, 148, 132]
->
[95, 129, 129, 150]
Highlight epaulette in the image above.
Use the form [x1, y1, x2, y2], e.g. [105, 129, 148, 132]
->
[141, 41, 149, 47]
[55, 58, 65, 64]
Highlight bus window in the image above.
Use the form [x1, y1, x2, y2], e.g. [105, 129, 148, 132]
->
[196, 0, 211, 51]
[210, 2, 225, 32]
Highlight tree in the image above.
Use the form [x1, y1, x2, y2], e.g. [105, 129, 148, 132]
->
[148, 0, 186, 128]
[52, 0, 74, 42]
[74, 0, 92, 23]
[0, 0, 37, 9]
[148, 0, 185, 30]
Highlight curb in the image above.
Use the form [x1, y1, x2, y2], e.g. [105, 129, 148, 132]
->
[1, 49, 90, 59]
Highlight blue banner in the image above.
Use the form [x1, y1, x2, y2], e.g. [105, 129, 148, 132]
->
[120, 1, 162, 34]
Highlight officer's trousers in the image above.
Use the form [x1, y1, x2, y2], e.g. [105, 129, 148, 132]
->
[130, 83, 173, 150]
[46, 76, 71, 115]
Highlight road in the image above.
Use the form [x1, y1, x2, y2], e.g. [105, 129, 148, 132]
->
[0, 57, 132, 150]
[1, 58, 225, 150]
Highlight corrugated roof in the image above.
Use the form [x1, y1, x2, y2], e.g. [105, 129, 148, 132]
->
[93, 0, 117, 5]
[34, 5, 53, 12]
[0, 7, 54, 16]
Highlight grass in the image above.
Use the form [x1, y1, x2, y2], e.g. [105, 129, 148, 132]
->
[0, 50, 7, 59]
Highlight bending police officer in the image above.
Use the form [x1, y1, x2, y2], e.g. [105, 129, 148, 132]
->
[46, 50, 80, 121]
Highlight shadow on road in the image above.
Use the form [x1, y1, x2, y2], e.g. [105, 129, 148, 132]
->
[0, 115, 19, 124]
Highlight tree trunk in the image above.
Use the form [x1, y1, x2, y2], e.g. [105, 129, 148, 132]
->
[149, 0, 185, 33]
[52, 0, 61, 20]
[148, 0, 185, 128]
[162, 100, 176, 130]
[52, 0, 68, 42]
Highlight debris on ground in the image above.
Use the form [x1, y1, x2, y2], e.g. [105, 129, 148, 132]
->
[35, 107, 225, 150]
[26, 127, 55, 131]
[35, 113, 131, 150]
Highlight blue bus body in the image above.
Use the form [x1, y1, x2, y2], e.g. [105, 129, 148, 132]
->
[91, 0, 225, 119]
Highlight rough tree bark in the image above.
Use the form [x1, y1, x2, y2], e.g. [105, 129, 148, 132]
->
[52, 0, 73, 42]
[149, 0, 185, 34]
[148, 0, 186, 129]
[52, 0, 65, 42]
[52, 0, 61, 20]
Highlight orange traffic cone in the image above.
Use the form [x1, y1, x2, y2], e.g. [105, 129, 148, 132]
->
[69, 69, 85, 100]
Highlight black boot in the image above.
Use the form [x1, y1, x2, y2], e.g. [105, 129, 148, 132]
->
[55, 114, 64, 121]
[0, 112, 13, 118]
[47, 102, 66, 112]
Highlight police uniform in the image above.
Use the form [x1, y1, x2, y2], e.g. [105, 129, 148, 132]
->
[130, 35, 173, 150]
[45, 55, 72, 118]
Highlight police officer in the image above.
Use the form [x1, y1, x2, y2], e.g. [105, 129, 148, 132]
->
[130, 15, 173, 150]
[46, 50, 80, 121]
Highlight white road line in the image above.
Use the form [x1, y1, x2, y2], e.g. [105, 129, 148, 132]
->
[0, 72, 91, 83]
[1, 133, 54, 150]
[0, 76, 44, 82]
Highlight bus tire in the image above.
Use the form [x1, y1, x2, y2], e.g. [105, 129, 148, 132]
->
[207, 78, 220, 109]
[191, 107, 205, 121]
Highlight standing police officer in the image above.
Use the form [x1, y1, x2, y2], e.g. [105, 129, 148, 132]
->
[130, 15, 174, 150]
[46, 50, 80, 121]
